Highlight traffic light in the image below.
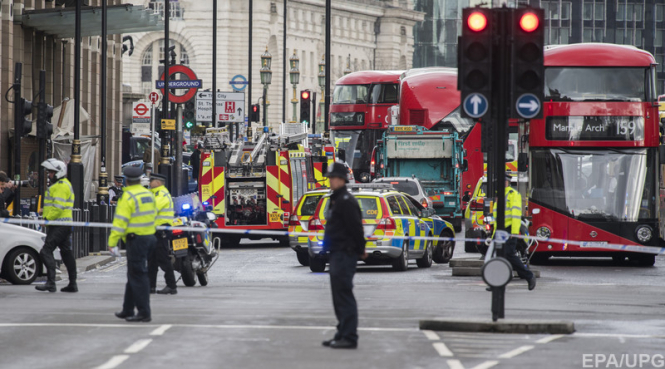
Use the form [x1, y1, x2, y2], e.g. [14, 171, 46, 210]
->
[183, 100, 196, 129]
[18, 98, 33, 137]
[510, 8, 545, 119]
[250, 104, 260, 122]
[37, 101, 54, 139]
[300, 90, 311, 125]
[459, 8, 493, 119]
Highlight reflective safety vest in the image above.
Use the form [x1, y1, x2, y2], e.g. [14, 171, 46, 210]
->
[151, 185, 174, 226]
[492, 186, 522, 235]
[43, 178, 75, 222]
[108, 184, 157, 247]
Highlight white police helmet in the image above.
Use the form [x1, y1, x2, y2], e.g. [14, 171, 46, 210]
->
[41, 158, 67, 179]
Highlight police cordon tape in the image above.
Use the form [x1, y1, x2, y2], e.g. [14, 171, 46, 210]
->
[1, 217, 663, 256]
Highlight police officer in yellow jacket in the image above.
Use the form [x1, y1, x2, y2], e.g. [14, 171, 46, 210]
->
[36, 159, 78, 293]
[493, 174, 536, 290]
[148, 173, 177, 295]
[110, 167, 157, 322]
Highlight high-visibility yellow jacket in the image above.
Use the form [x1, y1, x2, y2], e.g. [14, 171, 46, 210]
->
[43, 178, 75, 221]
[492, 186, 522, 235]
[151, 185, 174, 227]
[108, 184, 156, 247]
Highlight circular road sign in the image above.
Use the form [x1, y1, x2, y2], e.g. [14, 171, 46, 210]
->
[482, 257, 513, 288]
[515, 93, 541, 119]
[159, 64, 200, 104]
[134, 103, 149, 116]
[230, 74, 248, 91]
[148, 92, 160, 105]
[463, 93, 489, 119]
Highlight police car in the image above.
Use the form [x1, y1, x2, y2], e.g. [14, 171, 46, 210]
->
[306, 186, 455, 272]
[288, 189, 330, 266]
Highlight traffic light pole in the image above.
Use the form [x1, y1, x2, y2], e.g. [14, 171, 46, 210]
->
[37, 71, 46, 204]
[98, 0, 109, 204]
[174, 105, 183, 196]
[12, 63, 22, 216]
[161, 0, 173, 191]
[69, 0, 84, 210]
[490, 8, 510, 322]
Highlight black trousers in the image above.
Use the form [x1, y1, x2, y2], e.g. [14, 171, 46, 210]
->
[149, 231, 177, 289]
[40, 226, 77, 285]
[122, 234, 156, 317]
[504, 238, 534, 280]
[329, 251, 359, 344]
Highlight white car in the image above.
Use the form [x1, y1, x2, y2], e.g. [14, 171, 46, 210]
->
[0, 223, 52, 285]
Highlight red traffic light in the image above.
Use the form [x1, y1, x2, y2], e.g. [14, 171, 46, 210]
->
[252, 105, 258, 112]
[467, 12, 487, 32]
[519, 12, 539, 32]
[301, 91, 310, 100]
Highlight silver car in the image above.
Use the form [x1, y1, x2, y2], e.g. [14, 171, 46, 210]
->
[373, 177, 433, 209]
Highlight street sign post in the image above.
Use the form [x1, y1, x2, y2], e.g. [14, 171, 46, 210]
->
[156, 64, 201, 104]
[463, 93, 489, 119]
[229, 74, 249, 91]
[196, 91, 245, 124]
[161, 119, 176, 130]
[149, 92, 160, 105]
[132, 102, 151, 124]
[515, 93, 541, 119]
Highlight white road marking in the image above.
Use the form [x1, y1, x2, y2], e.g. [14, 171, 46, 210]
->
[433, 342, 454, 357]
[471, 361, 499, 369]
[150, 324, 172, 336]
[422, 330, 440, 341]
[94, 355, 130, 369]
[0, 322, 415, 333]
[536, 334, 564, 344]
[447, 359, 465, 369]
[498, 345, 534, 359]
[574, 333, 665, 339]
[124, 339, 153, 354]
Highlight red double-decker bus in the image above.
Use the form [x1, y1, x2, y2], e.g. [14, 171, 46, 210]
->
[528, 43, 661, 266]
[330, 70, 403, 182]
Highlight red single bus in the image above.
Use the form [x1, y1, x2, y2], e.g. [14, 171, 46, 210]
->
[330, 70, 403, 182]
[528, 43, 660, 265]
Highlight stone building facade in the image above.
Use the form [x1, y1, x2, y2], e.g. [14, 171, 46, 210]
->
[0, 0, 127, 196]
[122, 0, 424, 129]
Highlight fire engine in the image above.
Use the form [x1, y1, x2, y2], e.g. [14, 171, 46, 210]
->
[197, 125, 335, 246]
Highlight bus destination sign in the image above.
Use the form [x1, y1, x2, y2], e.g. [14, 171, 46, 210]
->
[545, 116, 645, 141]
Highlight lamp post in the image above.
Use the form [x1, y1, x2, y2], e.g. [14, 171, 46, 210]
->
[260, 47, 272, 127]
[318, 55, 326, 132]
[289, 50, 300, 123]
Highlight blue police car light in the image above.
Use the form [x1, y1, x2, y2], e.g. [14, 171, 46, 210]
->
[203, 201, 209, 206]
[263, 127, 269, 133]
[318, 241, 323, 246]
[182, 203, 191, 210]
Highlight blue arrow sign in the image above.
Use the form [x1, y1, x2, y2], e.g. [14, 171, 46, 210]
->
[229, 74, 248, 91]
[463, 93, 488, 118]
[156, 80, 203, 89]
[515, 93, 541, 119]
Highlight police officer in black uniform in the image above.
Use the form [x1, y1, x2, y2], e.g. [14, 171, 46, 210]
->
[108, 176, 124, 204]
[321, 162, 366, 349]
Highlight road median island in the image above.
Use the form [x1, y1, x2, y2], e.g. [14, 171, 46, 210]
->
[419, 317, 575, 334]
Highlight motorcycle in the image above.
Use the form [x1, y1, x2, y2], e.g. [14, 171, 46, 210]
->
[170, 202, 220, 287]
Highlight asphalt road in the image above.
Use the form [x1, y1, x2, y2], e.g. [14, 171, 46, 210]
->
[1, 239, 665, 369]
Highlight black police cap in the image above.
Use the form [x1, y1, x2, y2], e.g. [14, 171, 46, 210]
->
[123, 166, 144, 181]
[150, 173, 167, 182]
[324, 162, 349, 182]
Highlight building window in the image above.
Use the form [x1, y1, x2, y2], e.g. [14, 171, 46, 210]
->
[583, 28, 593, 42]
[656, 30, 664, 47]
[594, 29, 603, 42]
[617, 3, 625, 21]
[595, 4, 605, 20]
[561, 2, 570, 20]
[583, 3, 593, 21]
[544, 28, 550, 45]
[657, 55, 665, 73]
[634, 4, 643, 22]
[142, 44, 153, 66]
[560, 28, 569, 44]
[635, 29, 642, 47]
[616, 29, 624, 44]
[626, 29, 634, 44]
[148, 0, 184, 21]
[658, 5, 665, 22]
[551, 28, 559, 44]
